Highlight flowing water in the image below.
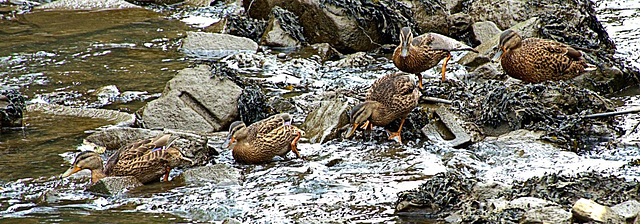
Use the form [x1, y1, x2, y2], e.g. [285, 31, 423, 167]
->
[1, 0, 639, 223]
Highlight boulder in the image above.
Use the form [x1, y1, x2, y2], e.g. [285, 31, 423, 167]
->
[464, 0, 528, 30]
[260, 6, 305, 47]
[572, 198, 624, 223]
[522, 206, 572, 224]
[174, 164, 242, 185]
[37, 0, 140, 10]
[302, 98, 350, 144]
[611, 200, 640, 221]
[138, 65, 242, 132]
[181, 32, 258, 58]
[472, 21, 502, 44]
[87, 176, 143, 196]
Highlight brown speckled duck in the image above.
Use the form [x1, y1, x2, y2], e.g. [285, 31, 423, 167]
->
[226, 113, 304, 164]
[346, 72, 420, 143]
[393, 27, 477, 88]
[62, 134, 192, 184]
[496, 30, 596, 83]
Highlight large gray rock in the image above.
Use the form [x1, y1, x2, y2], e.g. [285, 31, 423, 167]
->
[87, 176, 143, 196]
[302, 99, 350, 144]
[465, 0, 529, 30]
[174, 164, 241, 185]
[611, 200, 640, 221]
[182, 32, 258, 58]
[139, 65, 242, 133]
[37, 0, 140, 10]
[472, 21, 502, 44]
[572, 198, 624, 223]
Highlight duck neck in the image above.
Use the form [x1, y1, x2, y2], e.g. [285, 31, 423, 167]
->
[91, 169, 107, 184]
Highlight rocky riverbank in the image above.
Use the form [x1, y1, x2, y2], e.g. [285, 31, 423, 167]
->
[2, 0, 639, 222]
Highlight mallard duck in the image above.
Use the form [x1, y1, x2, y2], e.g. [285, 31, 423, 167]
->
[495, 30, 595, 83]
[61, 134, 193, 184]
[225, 113, 304, 164]
[393, 27, 478, 88]
[346, 72, 420, 143]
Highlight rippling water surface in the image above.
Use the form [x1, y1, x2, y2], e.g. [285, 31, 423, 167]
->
[1, 0, 639, 223]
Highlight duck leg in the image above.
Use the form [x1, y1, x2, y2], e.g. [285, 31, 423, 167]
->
[416, 74, 424, 89]
[163, 167, 171, 181]
[290, 131, 302, 158]
[441, 53, 452, 82]
[386, 117, 406, 143]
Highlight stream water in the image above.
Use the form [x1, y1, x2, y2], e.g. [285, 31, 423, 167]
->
[1, 0, 639, 223]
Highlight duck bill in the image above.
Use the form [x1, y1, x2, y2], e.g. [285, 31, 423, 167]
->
[492, 48, 504, 62]
[345, 123, 359, 138]
[223, 136, 236, 149]
[61, 166, 82, 178]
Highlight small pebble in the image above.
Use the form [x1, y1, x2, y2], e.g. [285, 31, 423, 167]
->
[277, 53, 287, 59]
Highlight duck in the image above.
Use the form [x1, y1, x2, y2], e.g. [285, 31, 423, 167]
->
[393, 26, 478, 88]
[346, 72, 420, 143]
[495, 30, 596, 83]
[61, 134, 193, 184]
[225, 113, 304, 164]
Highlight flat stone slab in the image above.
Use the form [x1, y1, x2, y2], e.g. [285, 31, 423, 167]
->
[421, 107, 472, 148]
[174, 164, 241, 186]
[182, 32, 258, 58]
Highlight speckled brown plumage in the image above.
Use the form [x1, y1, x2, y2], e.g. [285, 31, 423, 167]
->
[393, 27, 477, 87]
[498, 30, 592, 83]
[62, 134, 191, 184]
[346, 72, 420, 143]
[226, 113, 303, 164]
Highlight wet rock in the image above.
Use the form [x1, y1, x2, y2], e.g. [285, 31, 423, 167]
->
[181, 31, 258, 58]
[405, 0, 450, 35]
[84, 127, 218, 166]
[174, 164, 241, 185]
[138, 65, 242, 132]
[421, 107, 472, 148]
[37, 0, 140, 10]
[572, 198, 624, 223]
[472, 21, 501, 44]
[86, 176, 143, 196]
[0, 89, 25, 129]
[27, 103, 135, 126]
[302, 98, 350, 144]
[464, 0, 528, 30]
[468, 63, 504, 82]
[267, 96, 297, 114]
[260, 6, 305, 48]
[447, 13, 473, 43]
[304, 43, 342, 63]
[522, 206, 572, 224]
[611, 200, 640, 221]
